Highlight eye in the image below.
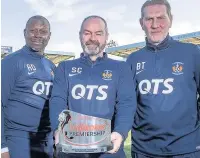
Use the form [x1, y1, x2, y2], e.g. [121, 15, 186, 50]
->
[96, 33, 102, 36]
[40, 30, 48, 34]
[145, 17, 153, 21]
[148, 18, 153, 21]
[158, 16, 165, 20]
[30, 30, 35, 33]
[84, 32, 90, 36]
[96, 31, 103, 36]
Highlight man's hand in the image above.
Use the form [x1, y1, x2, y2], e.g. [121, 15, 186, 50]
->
[107, 132, 123, 154]
[1, 152, 10, 158]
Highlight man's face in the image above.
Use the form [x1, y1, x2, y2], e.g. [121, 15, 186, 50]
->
[24, 19, 51, 52]
[140, 4, 172, 44]
[80, 18, 108, 56]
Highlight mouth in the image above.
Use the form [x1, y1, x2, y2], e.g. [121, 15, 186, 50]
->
[87, 46, 99, 51]
[151, 31, 161, 34]
[86, 43, 98, 46]
[85, 40, 99, 46]
[87, 44, 97, 46]
[86, 43, 98, 48]
[32, 41, 43, 45]
[31, 39, 43, 44]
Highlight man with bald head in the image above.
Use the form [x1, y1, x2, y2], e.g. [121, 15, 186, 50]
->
[1, 15, 55, 158]
[49, 15, 137, 158]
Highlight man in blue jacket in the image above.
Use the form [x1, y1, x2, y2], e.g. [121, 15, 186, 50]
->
[1, 15, 55, 158]
[127, 0, 200, 157]
[50, 15, 137, 158]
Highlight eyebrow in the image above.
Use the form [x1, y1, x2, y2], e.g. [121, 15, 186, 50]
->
[145, 13, 167, 18]
[145, 14, 166, 19]
[83, 30, 104, 33]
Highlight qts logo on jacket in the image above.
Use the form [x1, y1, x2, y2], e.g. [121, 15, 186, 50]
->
[33, 81, 53, 96]
[71, 84, 108, 100]
[138, 78, 174, 95]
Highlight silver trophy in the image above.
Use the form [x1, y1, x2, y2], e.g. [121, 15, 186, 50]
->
[56, 110, 112, 153]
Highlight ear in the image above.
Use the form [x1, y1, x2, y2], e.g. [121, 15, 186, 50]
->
[24, 29, 26, 37]
[169, 15, 173, 28]
[139, 18, 145, 31]
[106, 32, 109, 41]
[79, 31, 82, 41]
[48, 32, 52, 39]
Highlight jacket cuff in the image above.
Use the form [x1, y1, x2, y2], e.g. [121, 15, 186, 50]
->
[1, 147, 9, 153]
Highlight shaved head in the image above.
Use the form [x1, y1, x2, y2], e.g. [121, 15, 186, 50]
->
[25, 15, 50, 31]
[80, 15, 108, 34]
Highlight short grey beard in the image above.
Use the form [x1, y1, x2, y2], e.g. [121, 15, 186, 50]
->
[81, 41, 106, 57]
[85, 47, 100, 56]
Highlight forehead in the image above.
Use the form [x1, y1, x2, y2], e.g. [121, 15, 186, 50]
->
[143, 4, 168, 17]
[82, 18, 106, 32]
[26, 19, 50, 30]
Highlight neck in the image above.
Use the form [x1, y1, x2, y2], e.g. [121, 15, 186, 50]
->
[148, 34, 168, 46]
[148, 39, 163, 46]
[37, 50, 44, 56]
[27, 45, 44, 56]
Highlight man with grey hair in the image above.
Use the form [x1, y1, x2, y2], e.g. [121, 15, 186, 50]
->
[1, 15, 55, 158]
[50, 15, 137, 158]
[127, 0, 200, 157]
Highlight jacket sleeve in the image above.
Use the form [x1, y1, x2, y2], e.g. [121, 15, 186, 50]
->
[195, 46, 200, 95]
[194, 46, 200, 114]
[1, 56, 19, 153]
[1, 105, 9, 153]
[113, 62, 137, 139]
[49, 62, 68, 131]
[126, 54, 139, 96]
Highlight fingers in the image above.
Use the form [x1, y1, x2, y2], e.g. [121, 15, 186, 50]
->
[1, 152, 10, 158]
[107, 143, 120, 154]
[107, 132, 123, 154]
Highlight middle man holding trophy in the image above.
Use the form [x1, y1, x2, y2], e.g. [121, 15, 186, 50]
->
[49, 15, 137, 158]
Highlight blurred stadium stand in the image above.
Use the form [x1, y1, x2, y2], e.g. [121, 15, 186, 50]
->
[1, 47, 75, 65]
[106, 31, 200, 58]
[44, 50, 75, 65]
[2, 31, 200, 64]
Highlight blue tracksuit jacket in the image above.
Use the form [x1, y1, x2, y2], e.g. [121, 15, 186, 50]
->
[50, 53, 137, 140]
[1, 46, 55, 152]
[127, 36, 200, 156]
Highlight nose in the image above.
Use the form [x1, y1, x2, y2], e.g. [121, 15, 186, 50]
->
[34, 30, 42, 37]
[151, 19, 159, 29]
[90, 34, 97, 41]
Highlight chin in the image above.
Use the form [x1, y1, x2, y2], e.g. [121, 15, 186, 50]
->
[85, 48, 100, 56]
[32, 48, 40, 51]
[149, 37, 163, 44]
[153, 34, 167, 41]
[32, 47, 43, 52]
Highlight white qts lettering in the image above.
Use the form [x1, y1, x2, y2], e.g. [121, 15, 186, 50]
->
[71, 84, 108, 100]
[138, 78, 174, 94]
[33, 81, 53, 95]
